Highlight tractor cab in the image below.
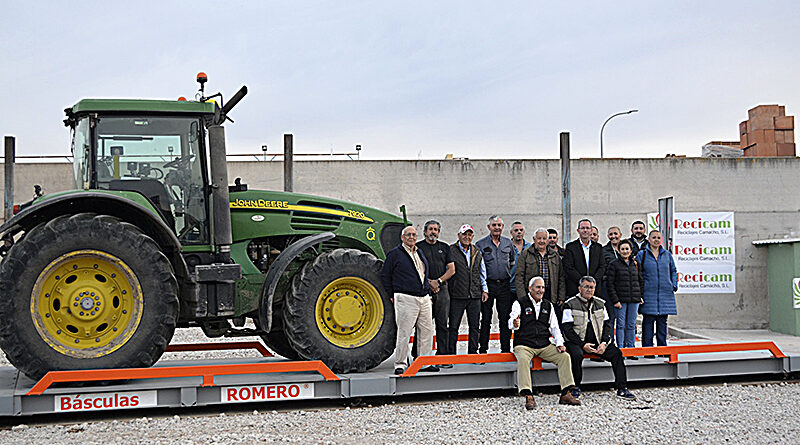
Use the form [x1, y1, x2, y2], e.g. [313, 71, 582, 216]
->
[66, 100, 215, 244]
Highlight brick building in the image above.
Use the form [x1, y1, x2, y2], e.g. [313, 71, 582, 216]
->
[707, 105, 795, 157]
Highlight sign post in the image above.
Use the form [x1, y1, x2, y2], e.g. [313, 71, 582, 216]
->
[658, 196, 674, 251]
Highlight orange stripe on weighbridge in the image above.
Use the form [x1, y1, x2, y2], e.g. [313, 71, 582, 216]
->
[27, 360, 338, 396]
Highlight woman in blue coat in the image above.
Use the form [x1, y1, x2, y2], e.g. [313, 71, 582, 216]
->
[634, 230, 677, 347]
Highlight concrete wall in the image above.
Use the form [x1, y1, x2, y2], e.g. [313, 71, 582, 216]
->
[3, 157, 799, 329]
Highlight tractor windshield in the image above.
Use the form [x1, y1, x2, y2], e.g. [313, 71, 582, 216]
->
[71, 116, 210, 244]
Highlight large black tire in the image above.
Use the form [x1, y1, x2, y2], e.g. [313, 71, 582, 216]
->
[0, 213, 179, 380]
[283, 248, 395, 373]
[260, 330, 301, 360]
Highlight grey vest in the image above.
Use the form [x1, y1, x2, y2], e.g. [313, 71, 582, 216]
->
[563, 295, 607, 343]
[449, 243, 483, 299]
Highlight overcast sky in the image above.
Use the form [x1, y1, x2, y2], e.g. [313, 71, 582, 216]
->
[1, 1, 798, 160]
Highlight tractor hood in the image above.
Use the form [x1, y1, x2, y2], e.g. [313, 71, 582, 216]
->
[228, 189, 406, 257]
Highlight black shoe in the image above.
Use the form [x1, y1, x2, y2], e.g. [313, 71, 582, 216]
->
[570, 387, 581, 398]
[626, 356, 639, 361]
[616, 388, 636, 400]
[438, 364, 454, 369]
[394, 368, 404, 375]
[420, 365, 440, 372]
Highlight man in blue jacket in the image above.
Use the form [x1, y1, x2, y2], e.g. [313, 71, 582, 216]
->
[381, 226, 440, 375]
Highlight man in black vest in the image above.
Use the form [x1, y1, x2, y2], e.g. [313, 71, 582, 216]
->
[448, 224, 488, 355]
[509, 276, 581, 409]
[563, 218, 606, 297]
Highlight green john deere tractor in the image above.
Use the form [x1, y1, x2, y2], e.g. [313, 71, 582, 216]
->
[0, 75, 406, 379]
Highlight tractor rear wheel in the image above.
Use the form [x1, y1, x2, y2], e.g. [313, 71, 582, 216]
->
[260, 330, 301, 360]
[0, 213, 179, 380]
[283, 248, 395, 373]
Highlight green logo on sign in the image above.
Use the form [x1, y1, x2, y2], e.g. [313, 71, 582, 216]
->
[648, 214, 659, 231]
[794, 279, 800, 309]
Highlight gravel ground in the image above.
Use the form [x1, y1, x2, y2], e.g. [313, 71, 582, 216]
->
[1, 382, 798, 444]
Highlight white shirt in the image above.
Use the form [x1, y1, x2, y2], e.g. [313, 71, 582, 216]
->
[402, 244, 426, 284]
[580, 239, 591, 272]
[508, 295, 564, 347]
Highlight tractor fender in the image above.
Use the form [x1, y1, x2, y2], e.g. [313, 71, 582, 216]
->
[0, 191, 188, 278]
[258, 231, 335, 333]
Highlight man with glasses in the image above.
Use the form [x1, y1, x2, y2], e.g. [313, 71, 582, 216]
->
[380, 226, 439, 375]
[563, 219, 606, 298]
[562, 276, 635, 400]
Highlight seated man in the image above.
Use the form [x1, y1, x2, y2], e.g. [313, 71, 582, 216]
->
[561, 276, 636, 400]
[509, 276, 581, 409]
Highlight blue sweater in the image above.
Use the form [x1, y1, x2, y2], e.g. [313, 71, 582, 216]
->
[635, 246, 678, 315]
[380, 245, 430, 297]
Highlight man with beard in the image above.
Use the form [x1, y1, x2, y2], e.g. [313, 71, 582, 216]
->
[415, 220, 456, 363]
[629, 220, 648, 256]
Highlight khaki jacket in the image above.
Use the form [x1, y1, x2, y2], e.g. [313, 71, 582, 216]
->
[515, 246, 566, 305]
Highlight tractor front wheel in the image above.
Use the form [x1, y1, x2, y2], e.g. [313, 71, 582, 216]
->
[283, 249, 395, 373]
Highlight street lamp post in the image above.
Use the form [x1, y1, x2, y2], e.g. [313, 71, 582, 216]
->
[600, 109, 638, 158]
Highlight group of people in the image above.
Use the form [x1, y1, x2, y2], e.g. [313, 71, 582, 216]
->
[379, 216, 678, 409]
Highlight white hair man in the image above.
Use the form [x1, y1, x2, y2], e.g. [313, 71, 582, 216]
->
[379, 226, 439, 375]
[509, 276, 580, 409]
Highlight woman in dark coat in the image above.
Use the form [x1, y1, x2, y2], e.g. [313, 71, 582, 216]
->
[634, 230, 678, 347]
[606, 239, 644, 351]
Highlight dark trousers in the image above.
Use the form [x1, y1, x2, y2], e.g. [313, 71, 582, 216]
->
[601, 281, 617, 344]
[565, 341, 627, 389]
[412, 285, 452, 356]
[641, 314, 669, 347]
[449, 298, 480, 354]
[480, 279, 513, 353]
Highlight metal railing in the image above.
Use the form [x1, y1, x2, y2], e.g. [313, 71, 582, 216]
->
[400, 341, 786, 377]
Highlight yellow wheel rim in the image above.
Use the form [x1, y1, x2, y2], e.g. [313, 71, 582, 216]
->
[315, 277, 384, 348]
[30, 250, 144, 358]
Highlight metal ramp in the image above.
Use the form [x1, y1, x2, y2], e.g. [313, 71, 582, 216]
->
[0, 341, 795, 417]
